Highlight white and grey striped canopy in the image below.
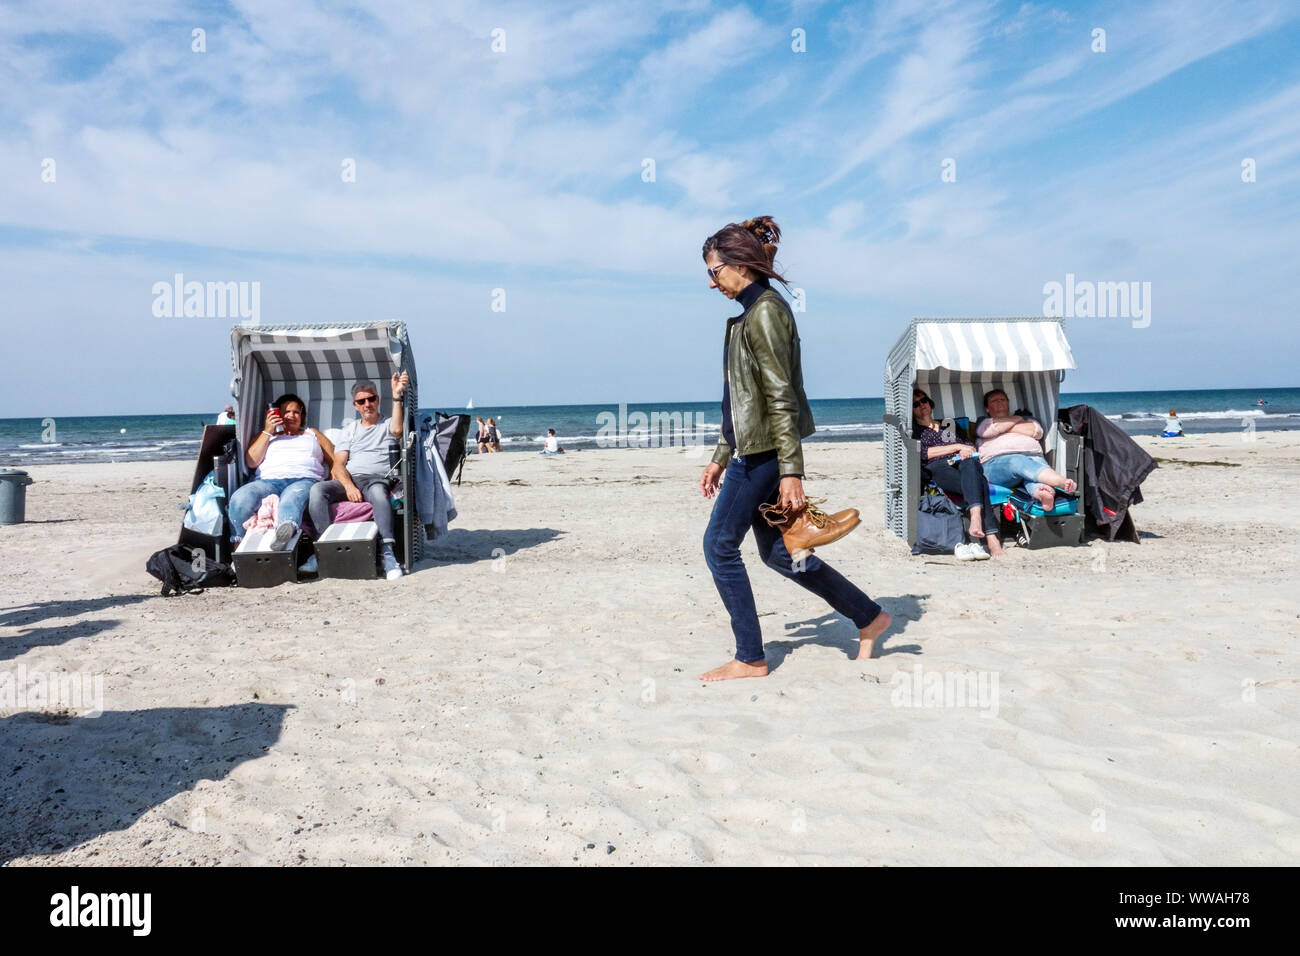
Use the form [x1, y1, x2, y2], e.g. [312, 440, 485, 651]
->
[882, 317, 1076, 543]
[884, 316, 1075, 459]
[914, 320, 1074, 373]
[229, 323, 414, 453]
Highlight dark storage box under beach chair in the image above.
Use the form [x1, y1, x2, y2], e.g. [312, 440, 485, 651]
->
[314, 521, 380, 580]
[1008, 511, 1085, 549]
[233, 528, 302, 588]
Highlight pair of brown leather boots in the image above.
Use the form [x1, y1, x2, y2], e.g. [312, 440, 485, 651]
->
[759, 497, 861, 563]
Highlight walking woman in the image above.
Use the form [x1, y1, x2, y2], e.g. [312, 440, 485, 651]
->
[698, 217, 891, 681]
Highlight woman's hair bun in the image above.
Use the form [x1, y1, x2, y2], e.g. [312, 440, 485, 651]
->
[742, 216, 780, 249]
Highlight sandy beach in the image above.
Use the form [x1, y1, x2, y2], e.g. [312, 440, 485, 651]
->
[2, 434, 1297, 866]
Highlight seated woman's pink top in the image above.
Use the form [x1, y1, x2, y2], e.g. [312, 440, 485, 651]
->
[976, 418, 1044, 460]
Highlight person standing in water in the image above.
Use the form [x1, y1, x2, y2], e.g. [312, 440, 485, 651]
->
[698, 217, 891, 681]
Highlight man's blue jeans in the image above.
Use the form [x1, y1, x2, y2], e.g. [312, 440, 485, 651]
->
[228, 478, 315, 542]
[703, 450, 882, 664]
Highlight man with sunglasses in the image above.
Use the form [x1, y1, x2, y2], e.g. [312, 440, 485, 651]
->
[307, 372, 410, 580]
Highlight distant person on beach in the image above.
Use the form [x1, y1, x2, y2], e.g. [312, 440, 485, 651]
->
[216, 405, 236, 425]
[307, 374, 409, 580]
[1161, 410, 1184, 438]
[229, 394, 339, 551]
[912, 388, 1002, 557]
[485, 417, 501, 452]
[540, 429, 565, 455]
[475, 417, 489, 453]
[697, 216, 890, 681]
[975, 388, 1076, 510]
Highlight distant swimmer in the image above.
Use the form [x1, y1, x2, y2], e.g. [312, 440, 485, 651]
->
[1257, 398, 1268, 407]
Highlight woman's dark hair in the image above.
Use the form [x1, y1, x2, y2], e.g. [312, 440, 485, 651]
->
[982, 388, 1007, 408]
[275, 392, 307, 417]
[702, 215, 790, 287]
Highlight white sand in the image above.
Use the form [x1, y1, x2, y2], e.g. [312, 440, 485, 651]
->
[1, 434, 1297, 865]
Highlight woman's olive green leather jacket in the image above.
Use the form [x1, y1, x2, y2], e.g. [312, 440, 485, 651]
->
[711, 288, 816, 476]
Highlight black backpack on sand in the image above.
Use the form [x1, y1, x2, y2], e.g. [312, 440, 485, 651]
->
[146, 545, 236, 596]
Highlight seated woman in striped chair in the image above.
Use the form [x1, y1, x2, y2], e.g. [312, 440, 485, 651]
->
[912, 388, 1003, 558]
[229, 394, 339, 551]
[975, 388, 1076, 511]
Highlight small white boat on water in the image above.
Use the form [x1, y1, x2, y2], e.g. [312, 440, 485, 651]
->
[466, 398, 474, 410]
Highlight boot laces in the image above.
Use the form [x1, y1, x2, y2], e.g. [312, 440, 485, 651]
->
[760, 497, 830, 528]
[802, 497, 830, 527]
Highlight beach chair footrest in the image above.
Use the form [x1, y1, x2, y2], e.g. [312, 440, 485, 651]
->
[314, 521, 381, 579]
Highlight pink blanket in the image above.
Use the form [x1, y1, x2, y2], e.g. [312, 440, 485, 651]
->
[242, 494, 280, 534]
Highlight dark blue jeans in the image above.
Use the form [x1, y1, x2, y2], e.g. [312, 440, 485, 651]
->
[703, 450, 882, 664]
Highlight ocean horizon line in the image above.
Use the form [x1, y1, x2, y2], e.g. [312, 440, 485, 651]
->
[3, 385, 1297, 424]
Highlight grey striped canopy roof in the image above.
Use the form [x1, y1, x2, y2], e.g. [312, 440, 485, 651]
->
[229, 323, 416, 451]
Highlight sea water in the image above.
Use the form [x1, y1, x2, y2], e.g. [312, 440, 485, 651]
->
[1, 388, 1295, 466]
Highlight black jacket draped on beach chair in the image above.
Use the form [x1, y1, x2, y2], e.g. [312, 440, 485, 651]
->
[1059, 404, 1157, 543]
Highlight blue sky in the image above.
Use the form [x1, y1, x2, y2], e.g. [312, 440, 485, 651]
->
[1, 0, 1297, 416]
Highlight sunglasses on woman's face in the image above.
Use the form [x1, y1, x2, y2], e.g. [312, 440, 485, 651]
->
[707, 263, 730, 282]
[913, 397, 931, 408]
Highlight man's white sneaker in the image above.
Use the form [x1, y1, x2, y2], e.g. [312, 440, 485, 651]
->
[298, 554, 318, 575]
[380, 546, 403, 580]
[955, 542, 977, 561]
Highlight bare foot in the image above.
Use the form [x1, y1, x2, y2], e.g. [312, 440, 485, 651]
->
[968, 506, 985, 538]
[699, 658, 769, 681]
[1062, 478, 1077, 494]
[985, 535, 1005, 557]
[1032, 486, 1056, 510]
[857, 611, 893, 660]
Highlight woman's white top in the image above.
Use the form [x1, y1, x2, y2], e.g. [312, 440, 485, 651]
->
[257, 430, 326, 481]
[544, 435, 559, 452]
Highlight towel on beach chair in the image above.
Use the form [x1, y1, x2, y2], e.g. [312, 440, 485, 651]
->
[242, 493, 280, 534]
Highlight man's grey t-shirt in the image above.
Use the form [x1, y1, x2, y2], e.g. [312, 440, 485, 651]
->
[338, 417, 396, 479]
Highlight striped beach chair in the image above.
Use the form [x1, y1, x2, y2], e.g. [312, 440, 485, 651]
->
[228, 322, 423, 570]
[882, 318, 1083, 547]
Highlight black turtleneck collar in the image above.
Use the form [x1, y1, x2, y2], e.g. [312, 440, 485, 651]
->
[735, 275, 771, 314]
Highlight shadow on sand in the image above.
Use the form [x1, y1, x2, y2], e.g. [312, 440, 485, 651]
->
[0, 594, 152, 628]
[1, 619, 122, 663]
[764, 593, 929, 670]
[416, 527, 565, 567]
[1, 702, 291, 863]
